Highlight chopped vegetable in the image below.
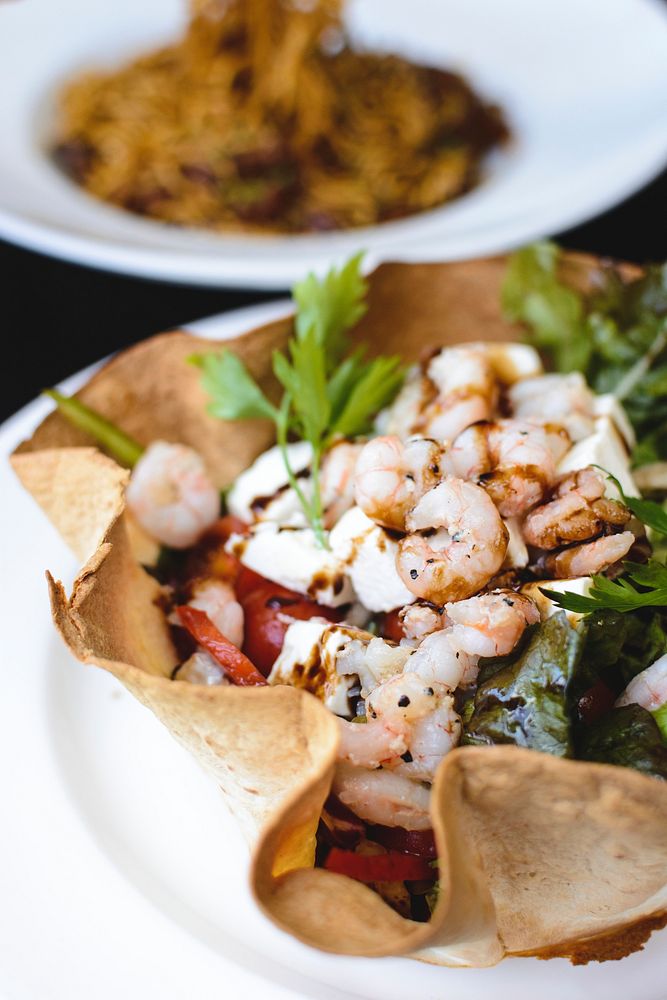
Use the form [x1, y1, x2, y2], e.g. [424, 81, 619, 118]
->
[192, 255, 404, 547]
[324, 847, 435, 883]
[238, 575, 340, 676]
[175, 605, 267, 686]
[653, 703, 667, 742]
[502, 243, 667, 466]
[569, 609, 667, 714]
[43, 389, 144, 467]
[366, 824, 437, 860]
[577, 704, 667, 780]
[463, 613, 583, 757]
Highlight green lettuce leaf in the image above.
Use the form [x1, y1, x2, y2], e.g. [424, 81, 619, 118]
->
[577, 704, 667, 779]
[463, 613, 584, 757]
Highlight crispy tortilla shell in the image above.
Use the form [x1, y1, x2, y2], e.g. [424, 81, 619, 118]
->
[12, 255, 666, 965]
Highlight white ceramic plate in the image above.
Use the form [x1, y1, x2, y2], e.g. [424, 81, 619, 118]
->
[1, 0, 666, 289]
[2, 300, 667, 999]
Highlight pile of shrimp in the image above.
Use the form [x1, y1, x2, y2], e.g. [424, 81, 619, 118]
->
[122, 342, 641, 830]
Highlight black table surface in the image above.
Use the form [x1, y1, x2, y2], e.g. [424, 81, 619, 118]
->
[3, 168, 666, 426]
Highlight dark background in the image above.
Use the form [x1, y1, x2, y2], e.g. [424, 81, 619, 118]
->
[3, 167, 666, 424]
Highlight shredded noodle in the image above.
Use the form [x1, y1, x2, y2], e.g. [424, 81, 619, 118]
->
[52, 0, 509, 233]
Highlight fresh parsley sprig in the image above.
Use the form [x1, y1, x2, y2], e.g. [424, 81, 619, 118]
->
[191, 254, 404, 547]
[542, 565, 667, 615]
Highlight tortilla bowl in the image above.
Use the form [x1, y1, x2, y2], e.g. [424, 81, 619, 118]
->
[11, 254, 667, 966]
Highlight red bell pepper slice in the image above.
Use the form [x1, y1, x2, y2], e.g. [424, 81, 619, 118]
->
[175, 605, 267, 687]
[324, 847, 435, 883]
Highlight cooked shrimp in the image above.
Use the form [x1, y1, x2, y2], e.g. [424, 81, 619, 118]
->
[442, 590, 540, 657]
[403, 590, 537, 687]
[353, 435, 444, 531]
[445, 419, 570, 517]
[543, 531, 635, 578]
[375, 365, 431, 438]
[332, 762, 432, 831]
[397, 478, 508, 603]
[175, 650, 229, 685]
[187, 579, 244, 649]
[523, 467, 631, 549]
[508, 372, 595, 442]
[392, 697, 462, 782]
[405, 629, 478, 688]
[416, 345, 497, 442]
[616, 654, 667, 712]
[337, 590, 536, 784]
[320, 440, 365, 528]
[338, 673, 460, 781]
[126, 441, 220, 548]
[400, 601, 443, 641]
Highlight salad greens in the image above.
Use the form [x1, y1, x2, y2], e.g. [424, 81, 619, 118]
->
[577, 705, 667, 780]
[463, 608, 667, 777]
[192, 254, 404, 547]
[463, 613, 583, 757]
[502, 242, 667, 466]
[568, 609, 667, 708]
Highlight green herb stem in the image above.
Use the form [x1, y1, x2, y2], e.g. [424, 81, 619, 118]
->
[309, 442, 327, 548]
[653, 703, 667, 742]
[276, 397, 329, 549]
[44, 389, 144, 467]
[613, 324, 667, 403]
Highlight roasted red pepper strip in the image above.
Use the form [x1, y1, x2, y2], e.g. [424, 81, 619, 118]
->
[324, 847, 435, 883]
[175, 605, 267, 687]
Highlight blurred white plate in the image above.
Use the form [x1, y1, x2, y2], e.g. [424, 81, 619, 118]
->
[2, 299, 667, 998]
[0, 0, 666, 288]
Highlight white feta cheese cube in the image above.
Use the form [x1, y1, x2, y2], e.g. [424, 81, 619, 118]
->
[268, 620, 358, 716]
[557, 416, 638, 499]
[591, 394, 635, 450]
[329, 506, 415, 613]
[521, 577, 592, 624]
[502, 516, 529, 569]
[229, 522, 354, 607]
[227, 442, 312, 524]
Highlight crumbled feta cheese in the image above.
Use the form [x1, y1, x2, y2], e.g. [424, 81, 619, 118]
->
[329, 506, 414, 612]
[591, 394, 635, 450]
[557, 416, 638, 499]
[268, 620, 358, 716]
[521, 577, 592, 624]
[229, 522, 354, 607]
[227, 442, 312, 524]
[502, 516, 529, 569]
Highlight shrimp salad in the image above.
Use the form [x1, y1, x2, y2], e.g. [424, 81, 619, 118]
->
[112, 330, 667, 922]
